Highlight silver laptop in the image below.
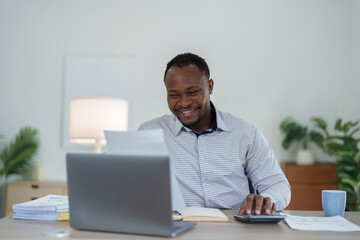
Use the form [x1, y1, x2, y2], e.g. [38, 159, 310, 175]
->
[66, 153, 195, 237]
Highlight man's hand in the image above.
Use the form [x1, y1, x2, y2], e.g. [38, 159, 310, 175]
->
[239, 194, 276, 215]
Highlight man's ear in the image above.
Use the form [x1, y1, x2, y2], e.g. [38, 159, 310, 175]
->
[208, 79, 214, 94]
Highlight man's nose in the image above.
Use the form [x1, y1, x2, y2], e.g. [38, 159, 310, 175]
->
[178, 95, 191, 107]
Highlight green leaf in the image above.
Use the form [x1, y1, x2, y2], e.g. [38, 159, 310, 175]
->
[310, 117, 328, 136]
[343, 165, 356, 172]
[342, 120, 359, 133]
[280, 117, 307, 149]
[338, 172, 354, 180]
[309, 131, 324, 149]
[282, 139, 289, 149]
[326, 135, 346, 141]
[336, 163, 357, 173]
[354, 151, 360, 163]
[341, 178, 357, 190]
[326, 142, 344, 154]
[343, 137, 358, 152]
[0, 126, 40, 179]
[336, 151, 355, 159]
[280, 117, 295, 133]
[349, 126, 360, 137]
[339, 184, 356, 197]
[335, 119, 342, 131]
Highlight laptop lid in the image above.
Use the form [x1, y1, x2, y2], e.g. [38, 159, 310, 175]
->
[66, 153, 195, 237]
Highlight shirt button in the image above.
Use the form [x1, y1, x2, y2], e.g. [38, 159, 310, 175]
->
[203, 177, 209, 182]
[208, 199, 212, 204]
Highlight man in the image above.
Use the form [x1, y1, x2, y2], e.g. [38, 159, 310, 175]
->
[139, 53, 290, 215]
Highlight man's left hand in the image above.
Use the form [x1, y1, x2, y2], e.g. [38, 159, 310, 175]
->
[239, 194, 276, 215]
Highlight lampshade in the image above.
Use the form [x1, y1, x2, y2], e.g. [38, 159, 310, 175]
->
[69, 97, 128, 153]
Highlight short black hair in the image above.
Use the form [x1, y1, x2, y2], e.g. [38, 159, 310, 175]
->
[164, 53, 210, 80]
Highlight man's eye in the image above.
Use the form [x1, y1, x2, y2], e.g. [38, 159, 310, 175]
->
[189, 90, 199, 96]
[168, 95, 178, 99]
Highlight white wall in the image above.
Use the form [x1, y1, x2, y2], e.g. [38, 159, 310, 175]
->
[0, 0, 359, 180]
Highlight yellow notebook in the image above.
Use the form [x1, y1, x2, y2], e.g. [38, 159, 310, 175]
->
[173, 207, 230, 222]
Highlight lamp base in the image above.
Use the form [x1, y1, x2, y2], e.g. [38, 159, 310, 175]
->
[94, 139, 102, 154]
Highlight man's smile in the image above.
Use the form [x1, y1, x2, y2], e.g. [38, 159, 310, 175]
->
[177, 108, 199, 118]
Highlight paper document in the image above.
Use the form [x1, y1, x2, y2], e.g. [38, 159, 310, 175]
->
[12, 195, 69, 221]
[104, 129, 186, 211]
[284, 214, 360, 232]
[13, 194, 68, 211]
[105, 129, 168, 156]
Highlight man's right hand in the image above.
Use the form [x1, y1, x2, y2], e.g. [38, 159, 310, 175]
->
[239, 194, 276, 215]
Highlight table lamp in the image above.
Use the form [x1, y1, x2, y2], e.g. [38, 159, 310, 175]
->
[69, 97, 128, 153]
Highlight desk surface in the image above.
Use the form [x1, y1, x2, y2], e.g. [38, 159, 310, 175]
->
[0, 210, 359, 239]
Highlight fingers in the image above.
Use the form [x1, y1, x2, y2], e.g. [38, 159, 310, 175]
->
[239, 201, 247, 215]
[262, 197, 272, 215]
[239, 194, 277, 215]
[239, 204, 247, 215]
[271, 202, 276, 215]
[239, 194, 263, 215]
[254, 195, 263, 215]
[240, 194, 255, 215]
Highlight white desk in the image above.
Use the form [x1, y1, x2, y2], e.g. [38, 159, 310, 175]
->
[0, 210, 359, 239]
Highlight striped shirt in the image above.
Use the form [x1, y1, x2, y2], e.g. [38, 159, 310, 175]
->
[139, 103, 291, 211]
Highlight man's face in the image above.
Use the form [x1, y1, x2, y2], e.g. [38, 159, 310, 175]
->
[164, 65, 213, 132]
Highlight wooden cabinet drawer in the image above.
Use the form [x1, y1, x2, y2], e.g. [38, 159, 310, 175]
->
[283, 164, 338, 184]
[5, 181, 67, 215]
[289, 183, 338, 210]
[281, 163, 338, 210]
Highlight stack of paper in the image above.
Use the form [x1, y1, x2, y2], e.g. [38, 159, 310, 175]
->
[12, 194, 69, 221]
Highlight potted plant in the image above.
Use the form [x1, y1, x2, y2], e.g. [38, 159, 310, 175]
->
[280, 117, 324, 165]
[0, 126, 40, 217]
[311, 117, 360, 211]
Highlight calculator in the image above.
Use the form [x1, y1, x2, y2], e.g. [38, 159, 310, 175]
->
[234, 213, 287, 223]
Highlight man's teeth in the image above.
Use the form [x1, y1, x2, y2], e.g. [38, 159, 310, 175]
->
[181, 110, 194, 114]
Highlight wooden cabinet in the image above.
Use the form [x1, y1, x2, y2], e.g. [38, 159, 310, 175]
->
[5, 181, 67, 215]
[281, 163, 338, 211]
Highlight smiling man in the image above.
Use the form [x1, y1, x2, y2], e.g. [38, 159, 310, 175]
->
[139, 53, 291, 215]
[165, 63, 214, 134]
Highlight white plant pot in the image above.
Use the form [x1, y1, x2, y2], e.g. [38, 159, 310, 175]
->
[296, 149, 315, 165]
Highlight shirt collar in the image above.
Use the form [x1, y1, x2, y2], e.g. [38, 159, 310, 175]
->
[171, 101, 229, 136]
[215, 104, 229, 132]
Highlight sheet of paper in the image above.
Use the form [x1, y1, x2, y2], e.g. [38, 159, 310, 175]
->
[104, 129, 186, 211]
[284, 214, 360, 232]
[12, 195, 69, 211]
[105, 129, 168, 156]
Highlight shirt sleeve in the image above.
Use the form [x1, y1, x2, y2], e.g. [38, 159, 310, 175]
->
[244, 125, 291, 211]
